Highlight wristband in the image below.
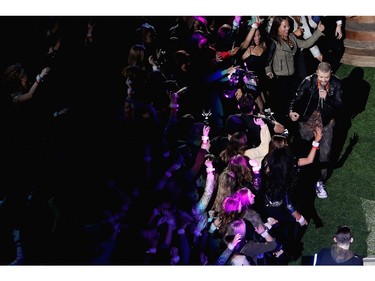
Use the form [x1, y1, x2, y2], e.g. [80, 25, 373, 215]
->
[260, 230, 269, 238]
[228, 243, 235, 251]
[169, 103, 179, 109]
[146, 248, 157, 254]
[206, 167, 215, 174]
[312, 141, 320, 149]
[202, 136, 209, 142]
[36, 74, 43, 83]
[251, 22, 259, 29]
[171, 255, 180, 264]
[177, 229, 185, 235]
[264, 222, 272, 230]
[167, 219, 176, 226]
[336, 20, 342, 26]
[297, 215, 305, 224]
[209, 222, 217, 233]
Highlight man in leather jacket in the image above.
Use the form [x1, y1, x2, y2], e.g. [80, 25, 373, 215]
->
[288, 62, 342, 199]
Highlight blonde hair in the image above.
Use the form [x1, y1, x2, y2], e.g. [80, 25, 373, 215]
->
[212, 169, 236, 212]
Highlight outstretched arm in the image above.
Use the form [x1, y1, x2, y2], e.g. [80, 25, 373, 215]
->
[192, 158, 216, 218]
[298, 126, 323, 166]
[14, 67, 50, 103]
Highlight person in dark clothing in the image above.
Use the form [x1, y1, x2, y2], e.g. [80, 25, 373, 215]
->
[289, 62, 342, 199]
[315, 16, 346, 74]
[314, 225, 363, 265]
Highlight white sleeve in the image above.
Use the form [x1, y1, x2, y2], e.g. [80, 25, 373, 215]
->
[308, 16, 318, 29]
[309, 45, 321, 58]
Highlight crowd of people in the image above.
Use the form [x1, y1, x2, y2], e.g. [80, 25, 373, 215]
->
[0, 16, 364, 265]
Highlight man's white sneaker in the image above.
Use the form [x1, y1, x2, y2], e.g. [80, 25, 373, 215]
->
[316, 181, 328, 199]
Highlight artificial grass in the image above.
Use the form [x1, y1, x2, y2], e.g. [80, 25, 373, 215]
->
[292, 64, 375, 264]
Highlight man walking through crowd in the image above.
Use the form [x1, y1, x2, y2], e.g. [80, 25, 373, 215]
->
[289, 62, 342, 198]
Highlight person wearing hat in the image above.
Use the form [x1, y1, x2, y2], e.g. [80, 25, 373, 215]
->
[136, 22, 165, 75]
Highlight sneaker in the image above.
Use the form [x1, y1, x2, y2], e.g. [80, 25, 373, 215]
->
[316, 181, 328, 199]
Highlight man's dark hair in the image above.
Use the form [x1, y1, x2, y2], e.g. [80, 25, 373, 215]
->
[224, 115, 245, 135]
[238, 94, 255, 114]
[335, 225, 352, 244]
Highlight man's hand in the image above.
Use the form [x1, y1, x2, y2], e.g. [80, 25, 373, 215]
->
[318, 21, 325, 32]
[316, 54, 323, 62]
[335, 25, 343, 39]
[289, 111, 300, 122]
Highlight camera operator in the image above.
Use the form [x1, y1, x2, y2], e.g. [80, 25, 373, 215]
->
[232, 95, 285, 164]
[236, 92, 285, 136]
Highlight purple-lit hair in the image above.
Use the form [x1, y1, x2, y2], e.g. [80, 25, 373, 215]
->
[218, 194, 242, 234]
[226, 219, 246, 241]
[227, 154, 252, 187]
[235, 187, 253, 208]
[222, 193, 241, 213]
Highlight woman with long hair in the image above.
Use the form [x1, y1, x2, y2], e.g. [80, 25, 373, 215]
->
[265, 16, 325, 125]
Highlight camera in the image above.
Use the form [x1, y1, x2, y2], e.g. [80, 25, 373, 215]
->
[254, 108, 275, 123]
[264, 108, 274, 118]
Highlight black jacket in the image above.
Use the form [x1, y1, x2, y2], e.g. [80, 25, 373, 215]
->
[289, 73, 342, 126]
[315, 245, 363, 265]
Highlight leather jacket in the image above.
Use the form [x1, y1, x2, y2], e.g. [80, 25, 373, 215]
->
[289, 73, 342, 126]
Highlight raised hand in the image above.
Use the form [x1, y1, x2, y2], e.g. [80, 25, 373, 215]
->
[335, 25, 343, 39]
[40, 67, 51, 79]
[253, 117, 265, 127]
[228, 233, 242, 250]
[202, 125, 210, 138]
[318, 21, 325, 32]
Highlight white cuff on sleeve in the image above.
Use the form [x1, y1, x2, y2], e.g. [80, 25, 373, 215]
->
[309, 45, 321, 58]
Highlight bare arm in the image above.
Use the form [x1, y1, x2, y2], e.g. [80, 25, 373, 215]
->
[15, 67, 50, 103]
[240, 26, 257, 50]
[240, 17, 264, 50]
[298, 126, 323, 166]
